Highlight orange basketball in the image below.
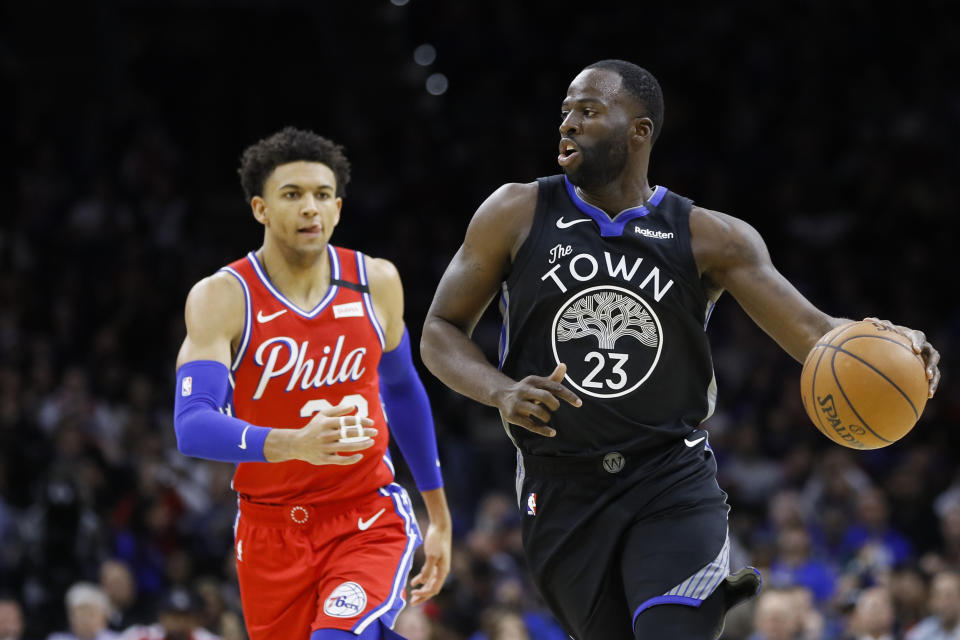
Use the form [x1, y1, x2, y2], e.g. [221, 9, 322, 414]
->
[800, 320, 928, 449]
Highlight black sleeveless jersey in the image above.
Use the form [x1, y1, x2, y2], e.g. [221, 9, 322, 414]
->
[498, 175, 718, 456]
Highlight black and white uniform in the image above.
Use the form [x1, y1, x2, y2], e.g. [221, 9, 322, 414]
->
[498, 174, 732, 639]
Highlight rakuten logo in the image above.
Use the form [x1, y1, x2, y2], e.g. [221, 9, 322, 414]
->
[635, 228, 674, 239]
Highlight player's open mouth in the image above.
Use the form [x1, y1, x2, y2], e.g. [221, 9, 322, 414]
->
[299, 225, 322, 235]
[558, 139, 580, 167]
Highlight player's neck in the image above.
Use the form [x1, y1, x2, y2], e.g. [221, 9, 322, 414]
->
[256, 242, 332, 309]
[575, 176, 653, 219]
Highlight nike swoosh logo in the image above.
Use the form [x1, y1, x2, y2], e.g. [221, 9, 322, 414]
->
[257, 309, 287, 323]
[239, 425, 250, 450]
[556, 217, 590, 229]
[358, 508, 386, 531]
[684, 436, 706, 448]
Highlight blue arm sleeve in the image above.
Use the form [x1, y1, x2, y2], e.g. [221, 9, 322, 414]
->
[174, 360, 271, 463]
[378, 328, 443, 491]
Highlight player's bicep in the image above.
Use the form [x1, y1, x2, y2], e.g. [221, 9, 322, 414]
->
[428, 184, 533, 334]
[705, 214, 832, 361]
[175, 274, 244, 369]
[430, 244, 504, 334]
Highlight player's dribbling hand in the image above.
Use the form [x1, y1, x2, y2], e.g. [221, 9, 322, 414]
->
[273, 401, 377, 465]
[865, 317, 941, 397]
[495, 363, 581, 437]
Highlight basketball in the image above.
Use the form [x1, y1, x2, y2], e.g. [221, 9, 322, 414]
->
[800, 320, 928, 449]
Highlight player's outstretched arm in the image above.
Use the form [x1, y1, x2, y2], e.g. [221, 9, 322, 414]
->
[421, 183, 581, 437]
[174, 274, 376, 465]
[691, 207, 940, 396]
[367, 256, 452, 604]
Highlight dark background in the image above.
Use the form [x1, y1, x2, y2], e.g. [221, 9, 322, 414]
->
[1, 1, 958, 638]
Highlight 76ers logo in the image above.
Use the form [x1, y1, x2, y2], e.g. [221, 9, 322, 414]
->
[551, 285, 663, 399]
[324, 581, 367, 618]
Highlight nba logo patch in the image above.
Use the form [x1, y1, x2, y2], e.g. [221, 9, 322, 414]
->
[181, 376, 192, 397]
[526, 492, 537, 516]
[324, 581, 367, 618]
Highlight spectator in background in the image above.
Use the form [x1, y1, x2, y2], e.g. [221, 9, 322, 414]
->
[481, 576, 565, 640]
[99, 560, 141, 631]
[942, 507, 960, 572]
[393, 606, 436, 640]
[932, 473, 960, 524]
[921, 505, 960, 575]
[890, 567, 929, 636]
[723, 426, 785, 511]
[192, 578, 243, 640]
[748, 589, 800, 640]
[905, 571, 960, 640]
[843, 488, 914, 571]
[783, 586, 825, 640]
[845, 586, 898, 640]
[472, 608, 530, 640]
[802, 449, 872, 528]
[0, 466, 24, 590]
[769, 524, 837, 604]
[46, 582, 118, 640]
[121, 588, 220, 640]
[0, 598, 24, 640]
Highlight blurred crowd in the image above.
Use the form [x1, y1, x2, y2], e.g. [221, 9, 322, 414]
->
[1, 1, 958, 639]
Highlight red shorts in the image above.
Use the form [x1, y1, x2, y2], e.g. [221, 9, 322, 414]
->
[234, 483, 422, 639]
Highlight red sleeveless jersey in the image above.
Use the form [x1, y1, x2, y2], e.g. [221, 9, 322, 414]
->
[220, 245, 395, 504]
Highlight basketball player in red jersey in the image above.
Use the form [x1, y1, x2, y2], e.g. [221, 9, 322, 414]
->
[173, 128, 450, 640]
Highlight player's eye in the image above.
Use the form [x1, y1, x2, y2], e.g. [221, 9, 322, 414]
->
[583, 109, 596, 117]
[318, 192, 330, 200]
[283, 191, 298, 199]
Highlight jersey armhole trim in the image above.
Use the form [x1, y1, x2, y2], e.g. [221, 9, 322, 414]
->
[676, 199, 714, 328]
[218, 266, 252, 371]
[356, 252, 387, 349]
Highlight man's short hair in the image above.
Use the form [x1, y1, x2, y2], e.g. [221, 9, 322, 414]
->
[238, 127, 352, 201]
[585, 59, 664, 144]
[66, 582, 110, 611]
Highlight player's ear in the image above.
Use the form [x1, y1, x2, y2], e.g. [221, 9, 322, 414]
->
[632, 117, 654, 145]
[333, 197, 343, 226]
[251, 196, 269, 226]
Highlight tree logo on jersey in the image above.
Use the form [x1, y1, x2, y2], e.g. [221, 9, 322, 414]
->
[556, 291, 658, 349]
[324, 581, 367, 618]
[551, 285, 663, 399]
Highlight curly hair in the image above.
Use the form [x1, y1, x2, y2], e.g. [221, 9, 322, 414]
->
[585, 59, 664, 145]
[238, 127, 352, 201]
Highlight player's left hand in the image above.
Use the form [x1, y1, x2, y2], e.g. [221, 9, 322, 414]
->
[865, 317, 941, 397]
[408, 520, 452, 605]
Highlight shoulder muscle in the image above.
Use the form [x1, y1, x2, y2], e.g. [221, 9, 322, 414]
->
[425, 181, 538, 335]
[690, 205, 770, 288]
[466, 181, 539, 270]
[365, 256, 405, 350]
[177, 271, 244, 367]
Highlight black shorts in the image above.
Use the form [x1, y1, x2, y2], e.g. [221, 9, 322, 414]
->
[517, 429, 730, 640]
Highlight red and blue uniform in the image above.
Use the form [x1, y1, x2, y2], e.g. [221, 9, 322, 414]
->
[221, 245, 421, 638]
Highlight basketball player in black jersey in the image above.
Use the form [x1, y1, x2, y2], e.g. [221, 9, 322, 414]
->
[420, 60, 941, 640]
